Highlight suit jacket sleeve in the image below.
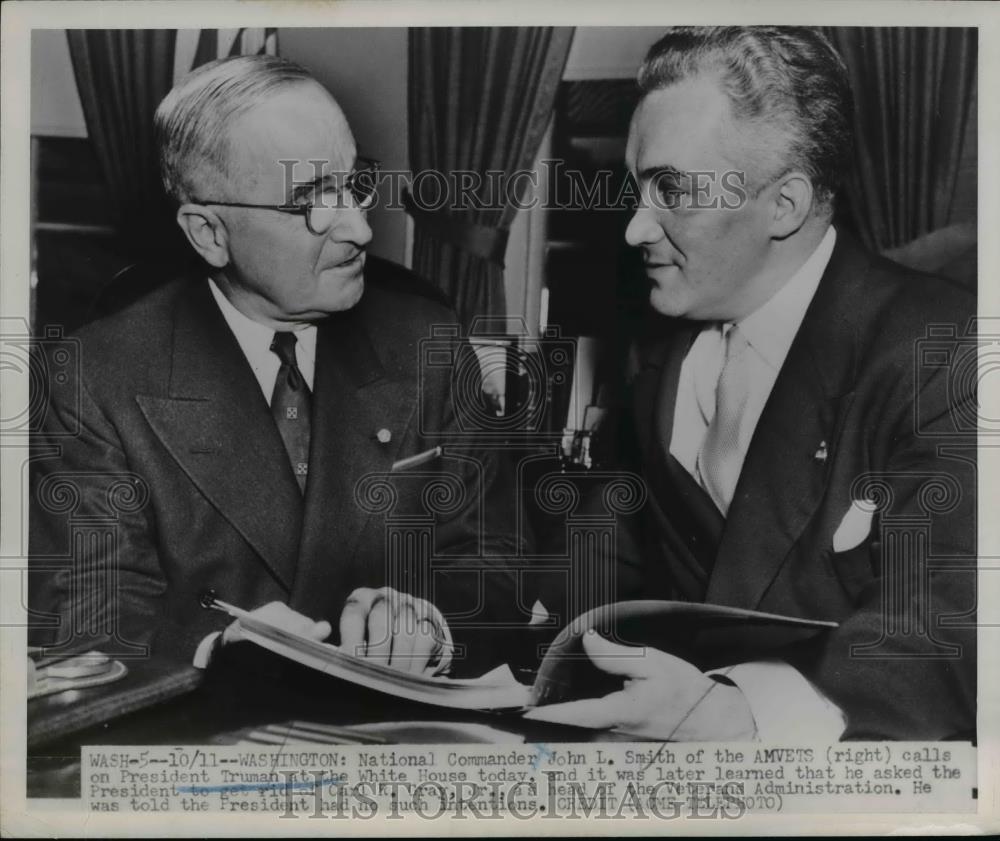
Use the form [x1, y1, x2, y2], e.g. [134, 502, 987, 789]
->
[29, 363, 220, 661]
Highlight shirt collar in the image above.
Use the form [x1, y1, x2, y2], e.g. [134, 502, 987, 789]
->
[736, 225, 837, 371]
[207, 278, 317, 359]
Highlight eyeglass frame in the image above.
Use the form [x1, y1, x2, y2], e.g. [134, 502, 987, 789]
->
[190, 157, 382, 236]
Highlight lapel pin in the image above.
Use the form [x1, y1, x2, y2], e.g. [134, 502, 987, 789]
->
[376, 428, 392, 444]
[813, 441, 828, 463]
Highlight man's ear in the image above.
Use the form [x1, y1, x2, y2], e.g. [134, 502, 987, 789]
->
[176, 204, 230, 268]
[768, 171, 814, 239]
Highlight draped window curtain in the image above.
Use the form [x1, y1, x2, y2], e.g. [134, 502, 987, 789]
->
[66, 28, 277, 261]
[407, 27, 574, 329]
[821, 27, 977, 255]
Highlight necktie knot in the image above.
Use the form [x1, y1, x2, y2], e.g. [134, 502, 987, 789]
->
[722, 323, 748, 363]
[270, 331, 298, 366]
[270, 331, 305, 391]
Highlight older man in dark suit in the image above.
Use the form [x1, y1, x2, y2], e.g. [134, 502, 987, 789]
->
[29, 55, 521, 677]
[527, 27, 976, 740]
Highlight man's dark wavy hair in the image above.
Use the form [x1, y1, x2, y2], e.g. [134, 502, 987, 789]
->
[638, 26, 854, 212]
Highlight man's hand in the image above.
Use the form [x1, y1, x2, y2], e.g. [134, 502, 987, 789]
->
[523, 631, 757, 740]
[222, 601, 332, 647]
[339, 587, 453, 675]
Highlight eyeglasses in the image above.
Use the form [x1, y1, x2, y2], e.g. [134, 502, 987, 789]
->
[192, 158, 381, 235]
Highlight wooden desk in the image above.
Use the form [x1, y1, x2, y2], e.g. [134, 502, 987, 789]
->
[29, 655, 204, 751]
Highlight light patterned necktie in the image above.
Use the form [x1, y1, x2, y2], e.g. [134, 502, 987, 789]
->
[697, 324, 751, 514]
[269, 331, 311, 493]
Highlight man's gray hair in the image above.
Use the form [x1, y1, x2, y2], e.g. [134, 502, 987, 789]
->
[638, 26, 853, 212]
[154, 54, 313, 204]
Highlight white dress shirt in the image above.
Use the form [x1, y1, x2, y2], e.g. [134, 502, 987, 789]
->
[672, 226, 846, 740]
[671, 226, 836, 478]
[207, 278, 318, 396]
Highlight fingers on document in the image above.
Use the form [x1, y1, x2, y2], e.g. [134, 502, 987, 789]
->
[581, 629, 686, 679]
[340, 587, 438, 672]
[522, 691, 630, 730]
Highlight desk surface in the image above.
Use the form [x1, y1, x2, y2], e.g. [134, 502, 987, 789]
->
[29, 654, 204, 750]
[27, 645, 627, 798]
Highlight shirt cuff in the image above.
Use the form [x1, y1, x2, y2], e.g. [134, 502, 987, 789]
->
[193, 631, 222, 669]
[709, 660, 846, 741]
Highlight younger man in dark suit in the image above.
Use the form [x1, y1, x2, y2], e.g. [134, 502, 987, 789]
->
[527, 27, 976, 740]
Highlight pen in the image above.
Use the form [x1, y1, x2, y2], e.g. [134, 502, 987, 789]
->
[391, 446, 442, 472]
[199, 589, 253, 621]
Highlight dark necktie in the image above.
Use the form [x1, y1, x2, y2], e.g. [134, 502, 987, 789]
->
[269, 331, 311, 493]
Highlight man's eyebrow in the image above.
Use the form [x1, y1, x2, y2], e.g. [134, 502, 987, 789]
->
[286, 160, 359, 202]
[637, 164, 689, 183]
[287, 173, 333, 203]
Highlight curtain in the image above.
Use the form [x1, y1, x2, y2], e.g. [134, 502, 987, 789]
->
[408, 27, 574, 329]
[66, 28, 277, 260]
[822, 27, 977, 252]
[67, 30, 178, 257]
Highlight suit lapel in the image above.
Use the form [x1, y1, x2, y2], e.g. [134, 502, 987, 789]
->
[632, 323, 718, 592]
[633, 322, 695, 455]
[290, 310, 414, 617]
[706, 235, 870, 608]
[136, 279, 302, 591]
